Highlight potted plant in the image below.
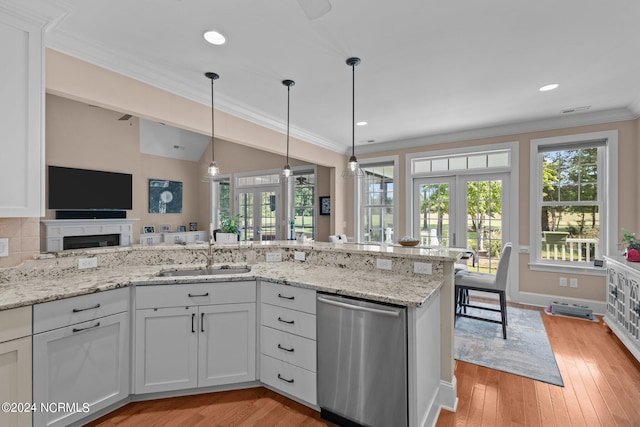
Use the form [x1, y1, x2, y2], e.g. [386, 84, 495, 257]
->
[216, 214, 240, 244]
[622, 228, 640, 262]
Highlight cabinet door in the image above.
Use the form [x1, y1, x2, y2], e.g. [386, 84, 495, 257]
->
[198, 303, 256, 387]
[627, 272, 640, 342]
[0, 11, 43, 217]
[135, 307, 198, 393]
[33, 312, 129, 427]
[0, 336, 32, 427]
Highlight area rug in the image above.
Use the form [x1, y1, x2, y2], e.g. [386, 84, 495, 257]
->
[454, 304, 564, 387]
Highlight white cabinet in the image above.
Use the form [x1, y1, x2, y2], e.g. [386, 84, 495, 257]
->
[604, 256, 640, 362]
[0, 306, 32, 427]
[0, 8, 44, 217]
[134, 281, 256, 394]
[33, 289, 129, 427]
[259, 281, 317, 405]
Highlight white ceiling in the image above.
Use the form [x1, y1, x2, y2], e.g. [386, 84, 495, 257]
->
[42, 0, 640, 156]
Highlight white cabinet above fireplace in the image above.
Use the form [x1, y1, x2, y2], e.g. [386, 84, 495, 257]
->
[42, 219, 138, 252]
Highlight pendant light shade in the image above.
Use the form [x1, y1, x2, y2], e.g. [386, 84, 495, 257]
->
[282, 79, 295, 178]
[205, 72, 220, 179]
[343, 57, 364, 178]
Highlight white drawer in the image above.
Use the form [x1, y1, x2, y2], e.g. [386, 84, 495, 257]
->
[260, 282, 316, 314]
[260, 354, 316, 405]
[136, 281, 256, 309]
[0, 306, 32, 343]
[34, 288, 128, 334]
[260, 325, 316, 372]
[261, 303, 316, 340]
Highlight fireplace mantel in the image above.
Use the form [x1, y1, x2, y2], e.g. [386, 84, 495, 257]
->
[42, 219, 138, 252]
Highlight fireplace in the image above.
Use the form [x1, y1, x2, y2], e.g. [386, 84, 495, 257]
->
[64, 234, 120, 250]
[41, 219, 137, 252]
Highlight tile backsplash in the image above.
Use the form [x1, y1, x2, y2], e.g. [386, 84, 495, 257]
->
[0, 217, 39, 268]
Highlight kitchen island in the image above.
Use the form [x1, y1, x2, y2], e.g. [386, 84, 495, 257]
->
[0, 241, 462, 427]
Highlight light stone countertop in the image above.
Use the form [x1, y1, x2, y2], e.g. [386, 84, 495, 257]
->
[0, 241, 462, 311]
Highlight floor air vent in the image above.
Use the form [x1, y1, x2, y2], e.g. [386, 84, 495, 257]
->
[550, 301, 594, 320]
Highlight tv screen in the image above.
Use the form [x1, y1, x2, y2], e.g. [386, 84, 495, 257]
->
[48, 166, 133, 210]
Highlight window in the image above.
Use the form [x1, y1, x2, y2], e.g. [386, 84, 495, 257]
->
[530, 131, 618, 272]
[210, 177, 231, 230]
[355, 157, 398, 243]
[293, 172, 315, 239]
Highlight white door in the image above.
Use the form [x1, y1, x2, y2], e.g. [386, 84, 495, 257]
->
[414, 173, 508, 274]
[0, 336, 32, 427]
[238, 186, 281, 241]
[135, 307, 198, 394]
[198, 303, 256, 387]
[33, 312, 129, 427]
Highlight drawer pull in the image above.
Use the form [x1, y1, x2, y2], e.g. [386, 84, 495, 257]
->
[72, 322, 100, 333]
[201, 313, 205, 332]
[277, 374, 294, 384]
[191, 313, 196, 333]
[278, 317, 295, 325]
[188, 292, 210, 297]
[72, 303, 101, 313]
[278, 293, 295, 300]
[277, 344, 294, 352]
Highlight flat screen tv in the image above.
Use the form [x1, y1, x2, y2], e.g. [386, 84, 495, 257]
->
[48, 166, 133, 210]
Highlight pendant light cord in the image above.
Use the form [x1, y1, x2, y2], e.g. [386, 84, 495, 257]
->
[210, 77, 215, 163]
[286, 84, 290, 164]
[351, 61, 355, 158]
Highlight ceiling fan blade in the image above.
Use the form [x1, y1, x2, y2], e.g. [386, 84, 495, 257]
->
[118, 114, 132, 121]
[297, 0, 331, 20]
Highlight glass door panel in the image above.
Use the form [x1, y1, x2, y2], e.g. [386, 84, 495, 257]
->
[238, 186, 280, 241]
[414, 178, 454, 247]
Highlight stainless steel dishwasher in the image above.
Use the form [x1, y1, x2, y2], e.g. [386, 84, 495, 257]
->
[317, 293, 408, 427]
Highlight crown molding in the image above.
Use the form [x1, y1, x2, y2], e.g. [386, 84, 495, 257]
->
[45, 30, 344, 154]
[0, 0, 68, 27]
[357, 107, 638, 155]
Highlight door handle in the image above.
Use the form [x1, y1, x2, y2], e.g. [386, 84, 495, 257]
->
[201, 313, 205, 332]
[72, 322, 100, 333]
[317, 296, 402, 317]
[277, 344, 294, 352]
[188, 293, 209, 298]
[277, 374, 294, 384]
[191, 313, 195, 333]
[277, 317, 295, 325]
[277, 293, 295, 300]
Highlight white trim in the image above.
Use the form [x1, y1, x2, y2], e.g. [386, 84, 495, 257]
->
[529, 130, 618, 271]
[517, 291, 607, 316]
[354, 155, 399, 243]
[528, 262, 607, 277]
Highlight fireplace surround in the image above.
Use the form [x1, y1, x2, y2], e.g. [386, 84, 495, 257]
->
[41, 219, 137, 252]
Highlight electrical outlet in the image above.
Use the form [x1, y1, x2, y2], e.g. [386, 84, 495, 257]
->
[266, 252, 282, 262]
[559, 277, 568, 287]
[78, 257, 98, 269]
[294, 251, 306, 261]
[413, 262, 432, 275]
[0, 238, 8, 257]
[376, 258, 392, 270]
[569, 278, 578, 288]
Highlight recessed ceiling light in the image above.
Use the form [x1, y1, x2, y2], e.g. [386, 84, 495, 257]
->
[356, 121, 367, 126]
[203, 30, 226, 45]
[539, 83, 559, 92]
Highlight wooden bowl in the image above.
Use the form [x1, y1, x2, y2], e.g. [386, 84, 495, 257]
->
[398, 240, 420, 247]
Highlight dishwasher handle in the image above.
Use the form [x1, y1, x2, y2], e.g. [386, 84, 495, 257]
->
[317, 296, 402, 317]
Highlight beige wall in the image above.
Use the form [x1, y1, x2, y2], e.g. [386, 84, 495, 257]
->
[360, 120, 639, 303]
[0, 218, 39, 268]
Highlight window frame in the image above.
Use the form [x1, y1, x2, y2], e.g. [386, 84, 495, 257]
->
[529, 130, 618, 275]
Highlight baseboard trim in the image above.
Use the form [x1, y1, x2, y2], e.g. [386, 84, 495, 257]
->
[437, 376, 458, 413]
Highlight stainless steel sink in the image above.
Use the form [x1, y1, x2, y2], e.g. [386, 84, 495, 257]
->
[158, 267, 251, 277]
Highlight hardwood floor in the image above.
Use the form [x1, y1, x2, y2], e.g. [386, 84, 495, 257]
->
[437, 303, 640, 427]
[85, 303, 640, 427]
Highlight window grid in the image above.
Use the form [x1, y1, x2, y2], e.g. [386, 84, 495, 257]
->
[294, 173, 315, 238]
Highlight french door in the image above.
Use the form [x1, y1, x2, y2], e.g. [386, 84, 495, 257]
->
[414, 173, 508, 274]
[237, 186, 280, 241]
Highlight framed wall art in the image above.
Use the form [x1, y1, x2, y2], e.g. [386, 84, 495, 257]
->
[149, 179, 183, 213]
[319, 196, 331, 215]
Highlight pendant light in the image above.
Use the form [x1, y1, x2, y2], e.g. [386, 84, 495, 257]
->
[205, 72, 220, 178]
[343, 57, 364, 178]
[282, 79, 295, 178]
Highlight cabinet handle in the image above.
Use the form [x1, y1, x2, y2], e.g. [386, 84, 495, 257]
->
[191, 313, 195, 333]
[277, 317, 295, 325]
[277, 344, 294, 353]
[278, 293, 295, 300]
[72, 303, 101, 313]
[72, 322, 100, 333]
[277, 374, 294, 384]
[188, 292, 209, 297]
[201, 313, 205, 332]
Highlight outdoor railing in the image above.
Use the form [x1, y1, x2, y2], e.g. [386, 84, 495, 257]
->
[544, 237, 599, 262]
